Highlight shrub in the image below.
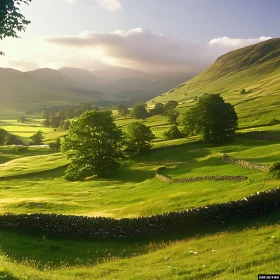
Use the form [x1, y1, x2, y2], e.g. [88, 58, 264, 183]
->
[0, 269, 18, 280]
[163, 125, 183, 140]
[270, 118, 280, 125]
[240, 89, 246, 94]
[49, 138, 61, 152]
[13, 145, 29, 154]
[269, 162, 280, 178]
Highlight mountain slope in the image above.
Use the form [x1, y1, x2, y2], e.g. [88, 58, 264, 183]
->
[0, 68, 102, 113]
[150, 38, 280, 127]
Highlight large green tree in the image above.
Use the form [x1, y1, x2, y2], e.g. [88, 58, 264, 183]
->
[0, 0, 31, 55]
[126, 122, 155, 154]
[131, 104, 149, 119]
[61, 110, 124, 181]
[149, 103, 164, 116]
[163, 100, 178, 112]
[182, 94, 238, 143]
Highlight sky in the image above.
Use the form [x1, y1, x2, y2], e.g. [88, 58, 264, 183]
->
[0, 0, 279, 73]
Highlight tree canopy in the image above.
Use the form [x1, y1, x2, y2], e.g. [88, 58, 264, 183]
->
[182, 94, 238, 143]
[164, 100, 178, 112]
[30, 130, 44, 145]
[149, 103, 164, 116]
[131, 104, 149, 119]
[126, 122, 155, 154]
[0, 128, 8, 145]
[61, 110, 124, 181]
[163, 125, 183, 140]
[0, 0, 31, 55]
[115, 105, 129, 117]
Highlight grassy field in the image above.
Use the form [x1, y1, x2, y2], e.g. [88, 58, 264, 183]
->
[1, 39, 280, 279]
[0, 214, 280, 279]
[0, 138, 279, 217]
[0, 110, 280, 279]
[0, 124, 279, 278]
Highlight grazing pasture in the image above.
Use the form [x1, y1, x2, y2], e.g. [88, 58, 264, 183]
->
[0, 113, 280, 279]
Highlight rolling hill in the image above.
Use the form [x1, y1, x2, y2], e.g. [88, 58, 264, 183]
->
[0, 68, 102, 114]
[150, 38, 280, 127]
[0, 65, 191, 116]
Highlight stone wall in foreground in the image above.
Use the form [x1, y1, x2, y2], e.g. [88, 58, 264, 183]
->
[0, 187, 279, 239]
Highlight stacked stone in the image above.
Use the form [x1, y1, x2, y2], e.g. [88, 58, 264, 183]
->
[155, 167, 247, 183]
[221, 154, 269, 172]
[1, 187, 280, 239]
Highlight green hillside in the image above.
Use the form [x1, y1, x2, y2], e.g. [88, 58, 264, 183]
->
[0, 68, 101, 114]
[149, 38, 280, 127]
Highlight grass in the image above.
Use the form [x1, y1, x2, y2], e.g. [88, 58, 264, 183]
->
[0, 133, 279, 278]
[149, 39, 280, 128]
[1, 38, 280, 279]
[0, 138, 278, 218]
[0, 215, 280, 279]
[0, 153, 69, 178]
[0, 146, 51, 164]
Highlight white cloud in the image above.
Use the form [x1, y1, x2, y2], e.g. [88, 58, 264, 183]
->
[95, 0, 121, 11]
[209, 36, 271, 48]
[64, 0, 122, 11]
[0, 29, 273, 73]
[45, 28, 213, 73]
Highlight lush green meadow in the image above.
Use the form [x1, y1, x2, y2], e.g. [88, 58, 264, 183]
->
[0, 125, 280, 279]
[1, 215, 280, 279]
[0, 138, 279, 217]
[0, 103, 280, 279]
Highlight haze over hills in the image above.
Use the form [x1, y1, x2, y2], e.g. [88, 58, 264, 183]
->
[0, 68, 100, 111]
[0, 65, 191, 114]
[150, 38, 280, 127]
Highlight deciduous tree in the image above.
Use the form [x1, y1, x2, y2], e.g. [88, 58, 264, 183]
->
[0, 0, 32, 55]
[182, 94, 238, 143]
[131, 104, 149, 119]
[30, 130, 44, 145]
[126, 122, 155, 154]
[61, 110, 124, 181]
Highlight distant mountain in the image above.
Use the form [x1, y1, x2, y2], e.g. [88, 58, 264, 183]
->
[150, 38, 280, 127]
[0, 64, 195, 114]
[92, 66, 153, 81]
[0, 68, 103, 112]
[27, 68, 73, 87]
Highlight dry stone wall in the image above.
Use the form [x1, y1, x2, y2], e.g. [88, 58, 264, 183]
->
[155, 167, 247, 183]
[1, 187, 280, 239]
[221, 154, 269, 172]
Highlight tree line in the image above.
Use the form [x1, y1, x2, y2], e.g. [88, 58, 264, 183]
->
[61, 94, 238, 181]
[40, 103, 98, 129]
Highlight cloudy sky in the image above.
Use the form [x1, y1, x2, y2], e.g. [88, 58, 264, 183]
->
[0, 0, 279, 73]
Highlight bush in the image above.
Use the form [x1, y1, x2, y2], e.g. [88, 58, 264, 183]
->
[0, 269, 18, 280]
[163, 125, 183, 140]
[49, 138, 61, 152]
[269, 162, 280, 178]
[13, 145, 29, 154]
[240, 89, 246, 94]
[270, 119, 280, 125]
